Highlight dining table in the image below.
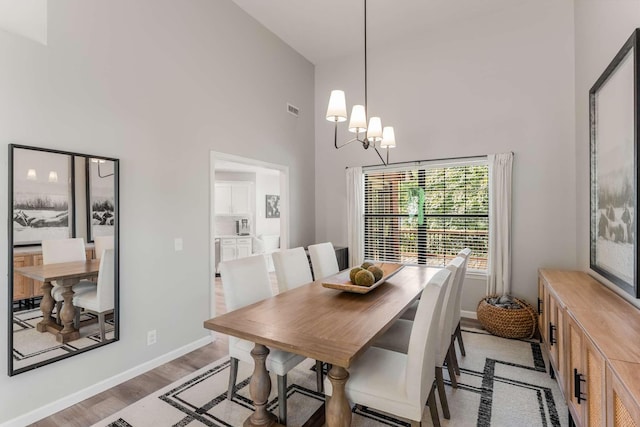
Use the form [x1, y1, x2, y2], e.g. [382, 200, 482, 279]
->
[14, 259, 101, 343]
[203, 263, 440, 427]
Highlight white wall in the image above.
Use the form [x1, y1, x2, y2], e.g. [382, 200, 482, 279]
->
[574, 0, 640, 307]
[314, 1, 576, 310]
[0, 0, 315, 422]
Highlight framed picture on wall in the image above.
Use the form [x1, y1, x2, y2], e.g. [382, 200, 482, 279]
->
[590, 28, 639, 298]
[11, 146, 75, 246]
[265, 194, 280, 218]
[86, 158, 116, 242]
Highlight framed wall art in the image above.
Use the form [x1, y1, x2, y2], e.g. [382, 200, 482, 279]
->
[590, 28, 639, 297]
[11, 146, 75, 246]
[265, 194, 280, 218]
[86, 158, 116, 242]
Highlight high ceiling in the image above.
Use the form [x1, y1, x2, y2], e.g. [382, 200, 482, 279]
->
[231, 0, 530, 64]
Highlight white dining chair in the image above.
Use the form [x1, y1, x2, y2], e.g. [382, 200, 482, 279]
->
[373, 256, 465, 420]
[42, 238, 97, 323]
[272, 247, 325, 392]
[73, 249, 115, 341]
[219, 254, 306, 425]
[324, 268, 451, 427]
[307, 242, 339, 280]
[93, 235, 115, 260]
[452, 248, 472, 359]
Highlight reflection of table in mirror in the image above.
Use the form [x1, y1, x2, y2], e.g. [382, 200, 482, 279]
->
[14, 259, 101, 343]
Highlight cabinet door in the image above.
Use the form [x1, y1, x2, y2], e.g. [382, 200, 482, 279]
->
[584, 336, 605, 427]
[548, 293, 560, 370]
[215, 184, 232, 215]
[13, 255, 32, 301]
[236, 244, 251, 259]
[231, 183, 251, 214]
[221, 244, 236, 262]
[32, 254, 44, 297]
[567, 315, 585, 426]
[607, 364, 640, 427]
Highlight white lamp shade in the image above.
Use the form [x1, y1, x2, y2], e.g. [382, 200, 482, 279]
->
[326, 90, 347, 122]
[366, 117, 383, 142]
[348, 105, 367, 133]
[27, 169, 37, 180]
[381, 126, 396, 148]
[48, 171, 58, 183]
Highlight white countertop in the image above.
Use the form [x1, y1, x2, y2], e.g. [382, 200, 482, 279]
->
[216, 235, 254, 239]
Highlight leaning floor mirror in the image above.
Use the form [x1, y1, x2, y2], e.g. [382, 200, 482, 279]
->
[8, 144, 119, 375]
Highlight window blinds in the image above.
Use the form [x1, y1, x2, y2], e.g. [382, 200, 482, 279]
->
[363, 161, 489, 271]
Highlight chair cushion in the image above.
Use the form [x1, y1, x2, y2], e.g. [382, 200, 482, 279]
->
[324, 347, 423, 421]
[399, 300, 418, 321]
[372, 319, 412, 354]
[51, 280, 96, 302]
[230, 337, 306, 376]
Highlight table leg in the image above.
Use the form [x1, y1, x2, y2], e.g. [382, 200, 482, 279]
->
[56, 279, 80, 343]
[36, 281, 55, 332]
[244, 343, 279, 427]
[326, 365, 351, 427]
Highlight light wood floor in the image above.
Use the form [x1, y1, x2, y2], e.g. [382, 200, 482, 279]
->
[30, 274, 481, 426]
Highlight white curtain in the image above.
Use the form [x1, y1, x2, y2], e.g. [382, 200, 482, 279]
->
[346, 166, 364, 267]
[487, 152, 513, 296]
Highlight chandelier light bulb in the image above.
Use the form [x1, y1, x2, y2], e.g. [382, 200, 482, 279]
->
[326, 90, 347, 122]
[48, 171, 58, 183]
[348, 105, 367, 133]
[381, 126, 397, 148]
[366, 117, 383, 143]
[27, 169, 37, 181]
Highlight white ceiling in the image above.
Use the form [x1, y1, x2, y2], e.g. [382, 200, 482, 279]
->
[231, 0, 530, 64]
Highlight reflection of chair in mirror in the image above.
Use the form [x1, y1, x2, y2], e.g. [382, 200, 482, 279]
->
[220, 254, 306, 425]
[73, 249, 115, 341]
[94, 235, 115, 260]
[272, 247, 325, 392]
[42, 238, 96, 323]
[308, 242, 339, 280]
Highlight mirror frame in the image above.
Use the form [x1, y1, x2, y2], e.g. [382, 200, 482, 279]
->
[8, 144, 120, 376]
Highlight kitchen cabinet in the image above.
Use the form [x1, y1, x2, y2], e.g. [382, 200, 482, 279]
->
[215, 182, 253, 215]
[220, 237, 252, 262]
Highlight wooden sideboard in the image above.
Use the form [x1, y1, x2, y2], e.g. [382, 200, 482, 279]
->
[539, 269, 640, 426]
[12, 247, 94, 302]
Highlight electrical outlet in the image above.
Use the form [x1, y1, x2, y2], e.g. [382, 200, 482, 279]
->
[147, 329, 157, 346]
[174, 238, 183, 251]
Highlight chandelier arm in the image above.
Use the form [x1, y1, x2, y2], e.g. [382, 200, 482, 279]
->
[335, 134, 361, 149]
[373, 145, 388, 166]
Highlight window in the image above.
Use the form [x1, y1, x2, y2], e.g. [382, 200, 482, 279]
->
[363, 159, 489, 271]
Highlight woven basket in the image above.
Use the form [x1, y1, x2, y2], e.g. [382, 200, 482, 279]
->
[476, 295, 537, 339]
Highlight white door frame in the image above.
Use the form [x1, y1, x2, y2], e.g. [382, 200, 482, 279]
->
[209, 151, 290, 318]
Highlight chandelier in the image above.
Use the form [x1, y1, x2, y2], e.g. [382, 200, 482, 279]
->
[325, 0, 396, 166]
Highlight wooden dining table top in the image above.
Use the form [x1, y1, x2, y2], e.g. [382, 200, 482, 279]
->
[14, 259, 101, 282]
[204, 264, 439, 368]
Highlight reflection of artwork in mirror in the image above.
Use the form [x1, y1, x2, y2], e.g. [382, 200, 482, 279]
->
[87, 159, 115, 242]
[12, 147, 75, 246]
[265, 194, 280, 218]
[9, 144, 119, 376]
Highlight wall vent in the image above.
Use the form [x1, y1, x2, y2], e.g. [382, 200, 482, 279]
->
[287, 103, 300, 117]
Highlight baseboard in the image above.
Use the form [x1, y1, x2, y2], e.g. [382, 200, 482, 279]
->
[461, 310, 477, 320]
[1, 335, 214, 427]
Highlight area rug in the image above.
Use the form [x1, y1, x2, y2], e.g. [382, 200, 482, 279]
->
[13, 308, 115, 370]
[93, 329, 567, 427]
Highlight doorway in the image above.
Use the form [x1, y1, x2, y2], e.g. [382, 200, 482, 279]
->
[209, 152, 289, 317]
